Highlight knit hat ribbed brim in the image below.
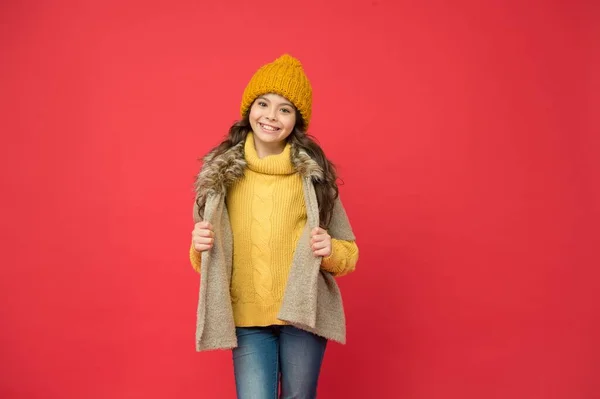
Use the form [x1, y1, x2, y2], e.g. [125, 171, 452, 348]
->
[240, 54, 313, 128]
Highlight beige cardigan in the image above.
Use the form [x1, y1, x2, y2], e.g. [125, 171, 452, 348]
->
[192, 139, 357, 351]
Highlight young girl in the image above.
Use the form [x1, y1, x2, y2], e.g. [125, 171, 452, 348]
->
[189, 54, 359, 399]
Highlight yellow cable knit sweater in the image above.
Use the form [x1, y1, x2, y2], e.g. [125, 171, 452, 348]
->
[190, 133, 359, 327]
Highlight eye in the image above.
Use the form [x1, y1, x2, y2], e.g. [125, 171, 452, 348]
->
[280, 108, 292, 114]
[257, 101, 267, 107]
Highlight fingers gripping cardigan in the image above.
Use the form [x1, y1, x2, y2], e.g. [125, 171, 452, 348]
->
[192, 138, 356, 351]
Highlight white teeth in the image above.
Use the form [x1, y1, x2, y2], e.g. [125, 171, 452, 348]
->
[260, 123, 279, 131]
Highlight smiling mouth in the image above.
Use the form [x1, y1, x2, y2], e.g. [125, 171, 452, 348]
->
[259, 122, 281, 132]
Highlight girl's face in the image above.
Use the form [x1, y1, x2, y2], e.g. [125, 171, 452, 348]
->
[249, 93, 297, 155]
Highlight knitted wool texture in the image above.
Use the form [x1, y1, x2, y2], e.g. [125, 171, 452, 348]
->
[240, 54, 313, 128]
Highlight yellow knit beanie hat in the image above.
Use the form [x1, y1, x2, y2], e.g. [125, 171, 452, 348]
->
[240, 54, 313, 128]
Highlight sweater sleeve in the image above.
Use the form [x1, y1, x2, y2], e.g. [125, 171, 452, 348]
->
[320, 238, 359, 277]
[189, 241, 202, 273]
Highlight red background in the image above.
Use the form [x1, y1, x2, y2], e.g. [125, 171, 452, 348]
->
[1, 0, 598, 398]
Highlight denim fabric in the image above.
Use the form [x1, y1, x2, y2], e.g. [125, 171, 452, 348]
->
[233, 325, 327, 399]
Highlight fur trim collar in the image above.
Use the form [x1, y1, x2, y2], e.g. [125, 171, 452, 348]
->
[194, 136, 324, 216]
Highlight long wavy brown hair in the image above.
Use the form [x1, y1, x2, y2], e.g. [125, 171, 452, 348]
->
[200, 111, 339, 228]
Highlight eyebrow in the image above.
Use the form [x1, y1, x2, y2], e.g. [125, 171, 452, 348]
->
[257, 96, 295, 109]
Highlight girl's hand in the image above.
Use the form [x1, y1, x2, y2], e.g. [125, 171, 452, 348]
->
[310, 227, 332, 257]
[192, 221, 214, 252]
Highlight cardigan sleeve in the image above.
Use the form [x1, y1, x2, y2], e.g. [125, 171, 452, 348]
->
[320, 238, 359, 277]
[189, 241, 202, 273]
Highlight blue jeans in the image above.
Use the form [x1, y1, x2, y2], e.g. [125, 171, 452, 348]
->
[233, 326, 328, 399]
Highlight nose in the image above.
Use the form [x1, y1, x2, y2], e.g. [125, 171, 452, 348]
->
[266, 108, 277, 121]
